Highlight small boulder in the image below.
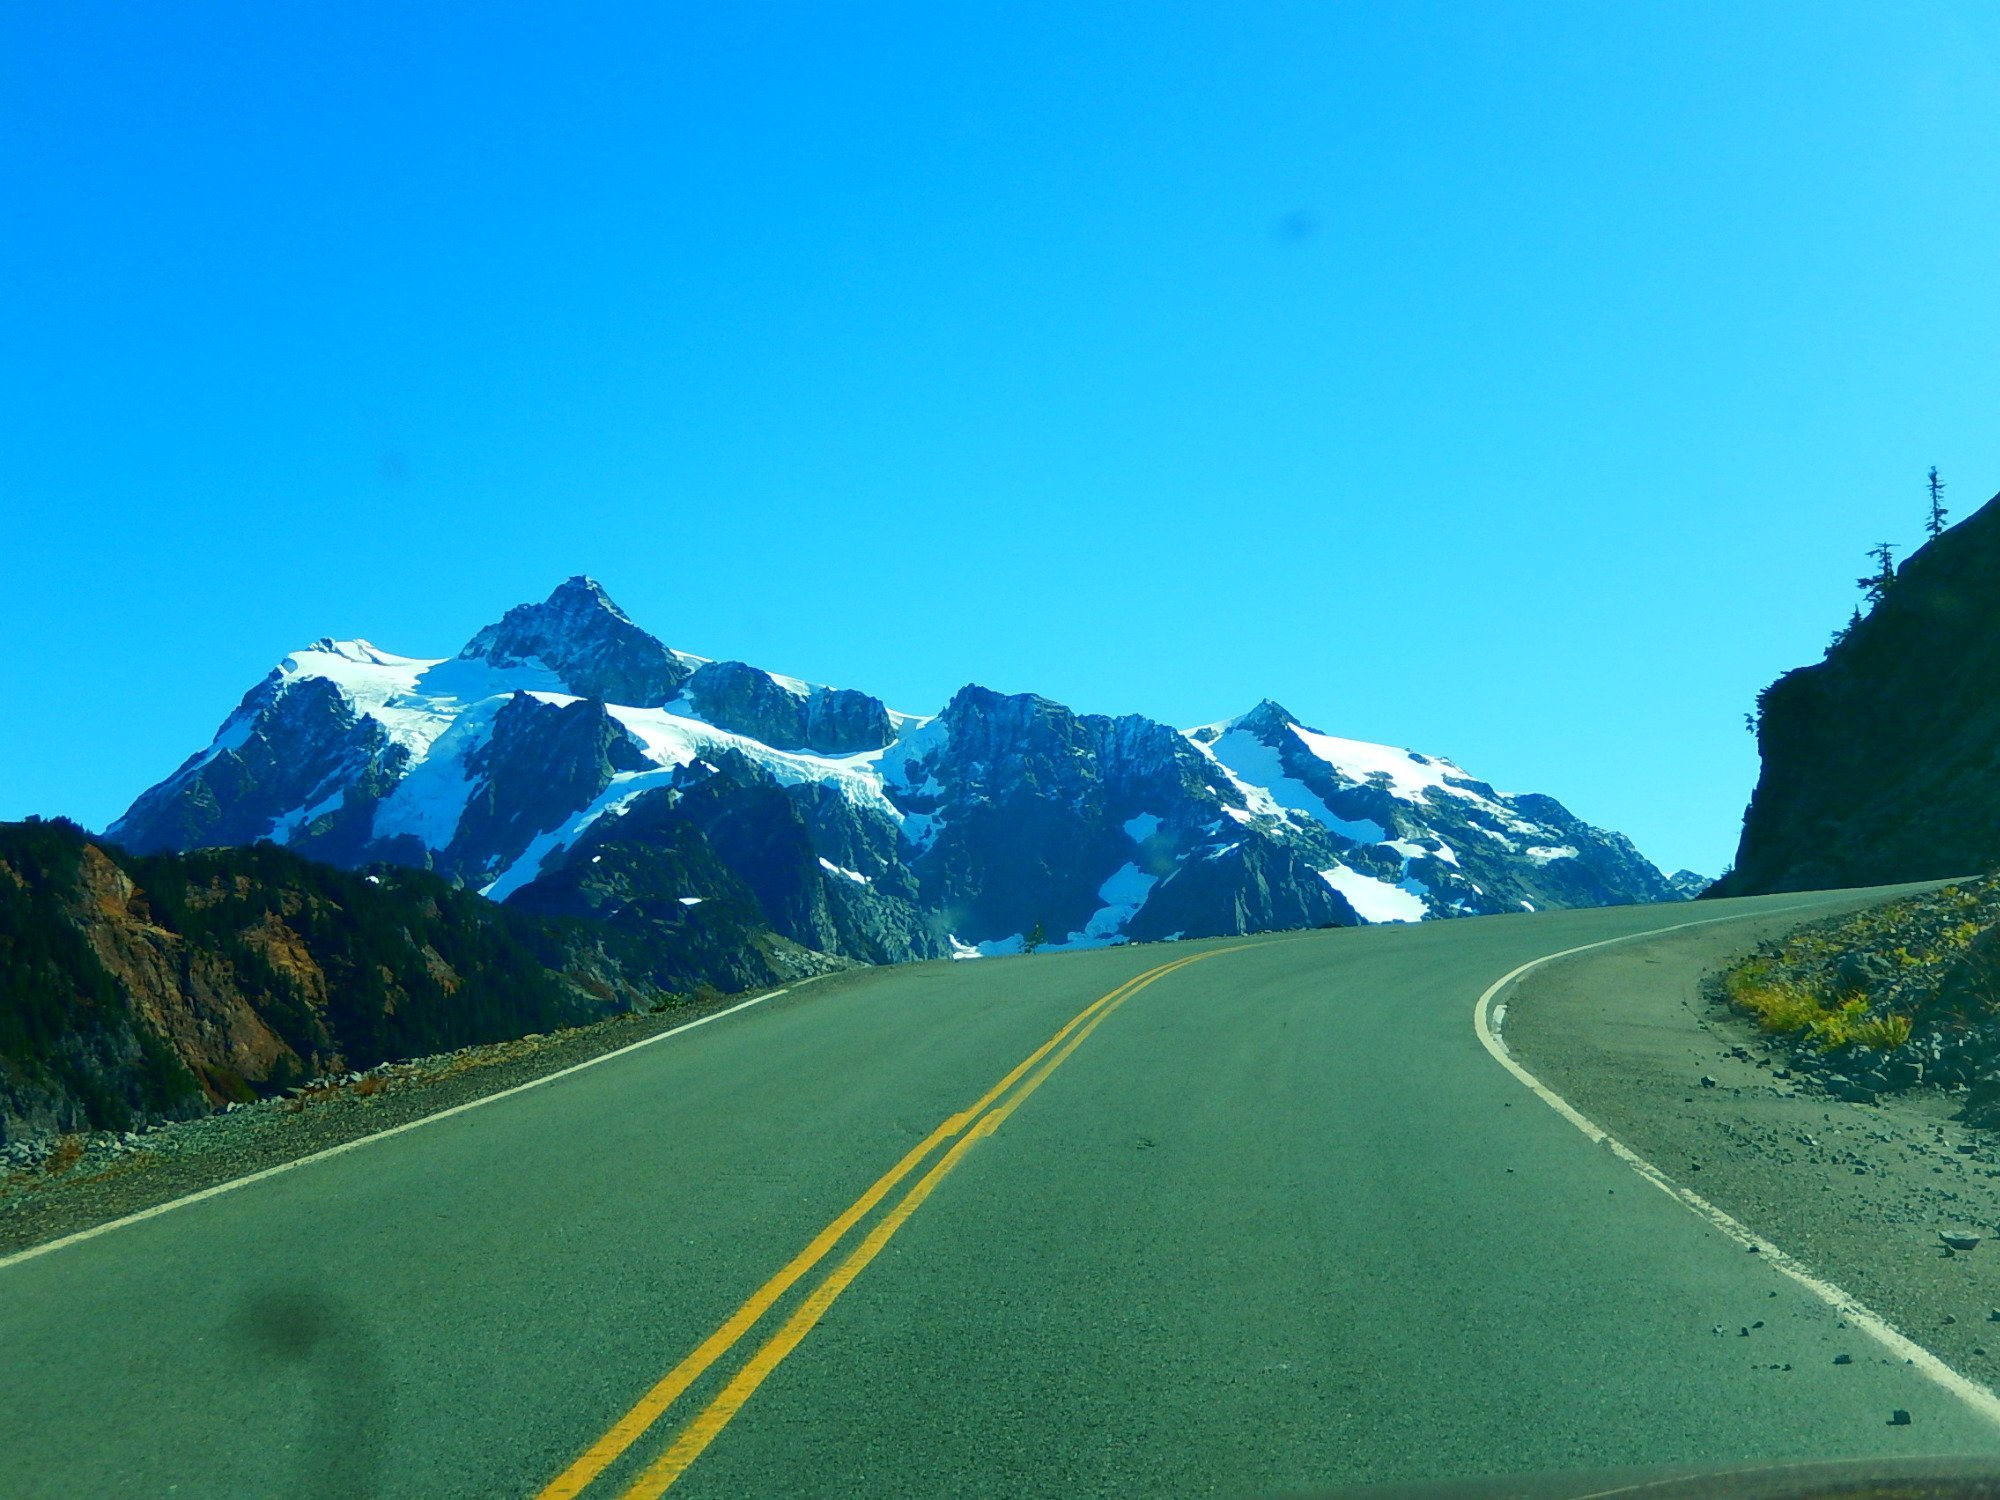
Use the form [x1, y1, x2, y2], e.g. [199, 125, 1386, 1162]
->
[1883, 1056, 1924, 1088]
[1827, 1075, 1879, 1104]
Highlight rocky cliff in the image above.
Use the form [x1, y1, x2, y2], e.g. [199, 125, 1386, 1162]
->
[1715, 490, 2000, 895]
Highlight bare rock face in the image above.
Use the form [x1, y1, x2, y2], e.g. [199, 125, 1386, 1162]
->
[74, 844, 296, 1097]
[444, 694, 651, 886]
[806, 687, 896, 755]
[518, 758, 938, 966]
[112, 673, 406, 856]
[891, 685, 1250, 942]
[684, 661, 894, 755]
[1717, 490, 2000, 896]
[1125, 836, 1358, 941]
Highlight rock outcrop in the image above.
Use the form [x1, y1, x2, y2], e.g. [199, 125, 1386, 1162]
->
[683, 661, 894, 755]
[1715, 490, 2000, 895]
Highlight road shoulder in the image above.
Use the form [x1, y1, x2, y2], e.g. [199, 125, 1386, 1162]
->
[1504, 906, 2000, 1385]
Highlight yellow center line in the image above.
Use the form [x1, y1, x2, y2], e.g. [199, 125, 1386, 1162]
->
[614, 946, 1239, 1499]
[533, 950, 1215, 1500]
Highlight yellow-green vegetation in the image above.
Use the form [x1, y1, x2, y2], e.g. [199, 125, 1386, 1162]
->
[1716, 881, 2000, 1063]
[1758, 883, 1978, 971]
[1721, 957, 1912, 1053]
[1850, 1011, 1915, 1050]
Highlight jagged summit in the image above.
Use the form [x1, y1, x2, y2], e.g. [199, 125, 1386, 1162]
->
[556, 573, 619, 606]
[109, 582, 1686, 955]
[458, 576, 693, 706]
[1228, 699, 1303, 737]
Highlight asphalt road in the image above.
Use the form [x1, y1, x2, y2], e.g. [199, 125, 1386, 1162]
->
[6, 888, 2000, 1498]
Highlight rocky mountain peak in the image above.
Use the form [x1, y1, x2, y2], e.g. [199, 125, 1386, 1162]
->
[1229, 699, 1306, 741]
[457, 577, 693, 706]
[553, 573, 618, 606]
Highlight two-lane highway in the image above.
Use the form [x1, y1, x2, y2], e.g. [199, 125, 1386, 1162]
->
[5, 890, 1998, 1497]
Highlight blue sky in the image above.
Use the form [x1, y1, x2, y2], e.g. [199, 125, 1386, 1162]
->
[5, 2, 1999, 878]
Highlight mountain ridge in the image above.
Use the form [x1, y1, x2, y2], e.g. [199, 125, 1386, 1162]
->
[0, 815, 833, 1143]
[110, 578, 1691, 959]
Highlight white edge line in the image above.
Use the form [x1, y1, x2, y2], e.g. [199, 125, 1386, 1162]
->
[1474, 905, 2000, 1431]
[0, 974, 839, 1274]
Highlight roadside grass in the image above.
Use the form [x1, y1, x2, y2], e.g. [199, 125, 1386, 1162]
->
[1713, 884, 2000, 1059]
[1722, 960, 1912, 1053]
[1851, 1011, 1916, 1050]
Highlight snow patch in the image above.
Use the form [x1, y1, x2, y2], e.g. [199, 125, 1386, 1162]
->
[899, 811, 945, 852]
[286, 644, 566, 761]
[268, 785, 346, 845]
[1056, 862, 1159, 949]
[1197, 727, 1389, 843]
[762, 669, 812, 697]
[1123, 813, 1163, 843]
[1319, 865, 1429, 924]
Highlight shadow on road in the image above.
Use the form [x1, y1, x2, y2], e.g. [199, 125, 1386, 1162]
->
[225, 1285, 387, 1498]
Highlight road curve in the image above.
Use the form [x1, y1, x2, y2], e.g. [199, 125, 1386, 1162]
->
[4, 889, 1998, 1498]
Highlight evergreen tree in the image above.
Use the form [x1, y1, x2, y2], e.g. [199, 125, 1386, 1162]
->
[1857, 542, 1897, 607]
[1023, 920, 1046, 955]
[1927, 466, 1949, 539]
[1830, 604, 1863, 651]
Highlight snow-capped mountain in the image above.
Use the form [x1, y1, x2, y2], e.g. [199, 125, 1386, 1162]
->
[111, 578, 1686, 960]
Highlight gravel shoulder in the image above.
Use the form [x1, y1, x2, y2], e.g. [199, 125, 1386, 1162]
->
[1504, 898, 2000, 1385]
[0, 968, 866, 1258]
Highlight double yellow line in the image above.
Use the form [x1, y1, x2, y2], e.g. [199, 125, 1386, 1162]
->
[535, 946, 1231, 1499]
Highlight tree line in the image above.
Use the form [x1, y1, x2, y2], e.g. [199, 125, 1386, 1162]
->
[1745, 466, 1954, 735]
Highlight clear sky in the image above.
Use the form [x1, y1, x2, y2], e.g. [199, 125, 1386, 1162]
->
[5, 2, 1999, 878]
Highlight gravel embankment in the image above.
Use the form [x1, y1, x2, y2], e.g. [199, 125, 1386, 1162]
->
[1505, 905, 2000, 1386]
[0, 973, 852, 1258]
